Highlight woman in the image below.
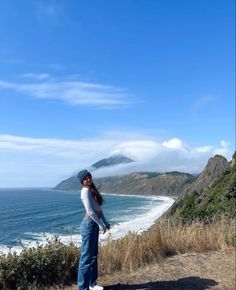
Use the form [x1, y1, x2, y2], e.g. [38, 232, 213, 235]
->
[77, 170, 110, 290]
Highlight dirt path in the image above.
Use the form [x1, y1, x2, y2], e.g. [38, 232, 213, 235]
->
[65, 249, 235, 290]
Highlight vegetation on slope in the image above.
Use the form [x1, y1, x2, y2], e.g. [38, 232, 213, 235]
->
[0, 218, 234, 290]
[167, 164, 236, 223]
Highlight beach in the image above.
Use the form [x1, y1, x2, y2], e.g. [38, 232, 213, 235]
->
[0, 189, 174, 255]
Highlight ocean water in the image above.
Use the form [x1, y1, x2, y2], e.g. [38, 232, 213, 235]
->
[0, 188, 174, 255]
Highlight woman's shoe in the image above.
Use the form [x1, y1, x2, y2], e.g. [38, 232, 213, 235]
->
[89, 282, 104, 290]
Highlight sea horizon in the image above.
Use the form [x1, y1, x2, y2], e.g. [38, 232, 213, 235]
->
[0, 188, 174, 255]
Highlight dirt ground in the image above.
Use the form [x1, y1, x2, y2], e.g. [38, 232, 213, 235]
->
[64, 249, 235, 290]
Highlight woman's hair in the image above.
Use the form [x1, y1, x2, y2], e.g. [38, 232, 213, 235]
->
[89, 182, 104, 206]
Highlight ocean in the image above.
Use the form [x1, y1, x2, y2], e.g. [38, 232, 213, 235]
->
[0, 188, 174, 255]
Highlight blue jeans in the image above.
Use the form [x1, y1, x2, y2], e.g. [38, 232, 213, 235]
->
[78, 217, 99, 290]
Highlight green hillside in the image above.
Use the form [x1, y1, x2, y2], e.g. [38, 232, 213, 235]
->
[167, 162, 236, 223]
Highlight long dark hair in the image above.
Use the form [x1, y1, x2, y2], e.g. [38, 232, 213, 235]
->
[89, 182, 104, 206]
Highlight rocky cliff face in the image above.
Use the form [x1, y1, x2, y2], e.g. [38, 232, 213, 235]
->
[165, 154, 235, 222]
[180, 155, 229, 196]
[230, 151, 236, 168]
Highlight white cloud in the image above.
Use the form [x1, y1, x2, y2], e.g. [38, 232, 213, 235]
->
[20, 73, 51, 81]
[0, 134, 116, 159]
[0, 76, 131, 108]
[162, 138, 185, 150]
[194, 146, 212, 153]
[214, 140, 229, 156]
[110, 140, 161, 161]
[0, 134, 233, 187]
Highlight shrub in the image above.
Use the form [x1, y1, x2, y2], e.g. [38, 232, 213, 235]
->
[0, 236, 80, 290]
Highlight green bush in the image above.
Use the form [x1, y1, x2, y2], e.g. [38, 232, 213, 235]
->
[0, 236, 80, 290]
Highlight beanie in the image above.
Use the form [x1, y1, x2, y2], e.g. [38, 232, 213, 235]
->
[77, 170, 92, 184]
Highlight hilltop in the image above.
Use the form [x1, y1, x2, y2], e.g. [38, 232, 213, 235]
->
[91, 154, 134, 169]
[166, 153, 236, 223]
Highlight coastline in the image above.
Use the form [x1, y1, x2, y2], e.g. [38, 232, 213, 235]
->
[99, 194, 175, 244]
[0, 193, 175, 255]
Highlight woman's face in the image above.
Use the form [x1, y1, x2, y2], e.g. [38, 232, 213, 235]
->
[82, 175, 92, 187]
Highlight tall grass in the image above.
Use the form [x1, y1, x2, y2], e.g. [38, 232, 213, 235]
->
[0, 218, 235, 289]
[99, 217, 235, 274]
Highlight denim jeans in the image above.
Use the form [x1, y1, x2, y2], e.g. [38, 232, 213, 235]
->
[78, 217, 99, 290]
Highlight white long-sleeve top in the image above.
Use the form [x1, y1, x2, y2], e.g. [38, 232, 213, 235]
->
[81, 187, 106, 229]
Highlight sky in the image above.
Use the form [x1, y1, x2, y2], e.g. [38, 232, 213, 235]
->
[0, 0, 235, 187]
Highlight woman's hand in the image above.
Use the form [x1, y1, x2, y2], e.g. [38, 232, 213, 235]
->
[101, 225, 106, 234]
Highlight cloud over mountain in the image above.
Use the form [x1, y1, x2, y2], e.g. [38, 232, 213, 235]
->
[0, 133, 232, 187]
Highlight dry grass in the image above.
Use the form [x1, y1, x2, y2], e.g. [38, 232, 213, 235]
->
[98, 218, 235, 275]
[2, 218, 234, 289]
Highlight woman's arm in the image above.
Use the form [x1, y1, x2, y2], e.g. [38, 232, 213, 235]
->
[100, 211, 110, 229]
[81, 187, 106, 231]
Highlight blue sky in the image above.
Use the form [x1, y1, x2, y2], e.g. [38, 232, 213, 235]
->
[0, 0, 235, 187]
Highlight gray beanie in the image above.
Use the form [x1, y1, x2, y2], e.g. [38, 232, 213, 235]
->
[77, 170, 92, 184]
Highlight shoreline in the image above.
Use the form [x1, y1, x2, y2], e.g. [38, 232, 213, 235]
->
[0, 194, 175, 256]
[99, 195, 175, 244]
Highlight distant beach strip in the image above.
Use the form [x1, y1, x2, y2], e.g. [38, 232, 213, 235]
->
[100, 194, 175, 244]
[0, 189, 175, 255]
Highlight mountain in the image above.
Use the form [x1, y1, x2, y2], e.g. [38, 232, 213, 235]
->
[91, 154, 134, 169]
[55, 176, 81, 191]
[54, 154, 134, 191]
[166, 153, 236, 223]
[54, 154, 234, 203]
[96, 171, 195, 196]
[54, 169, 195, 196]
[179, 154, 229, 197]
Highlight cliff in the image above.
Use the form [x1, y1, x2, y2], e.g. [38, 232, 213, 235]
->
[166, 153, 236, 222]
